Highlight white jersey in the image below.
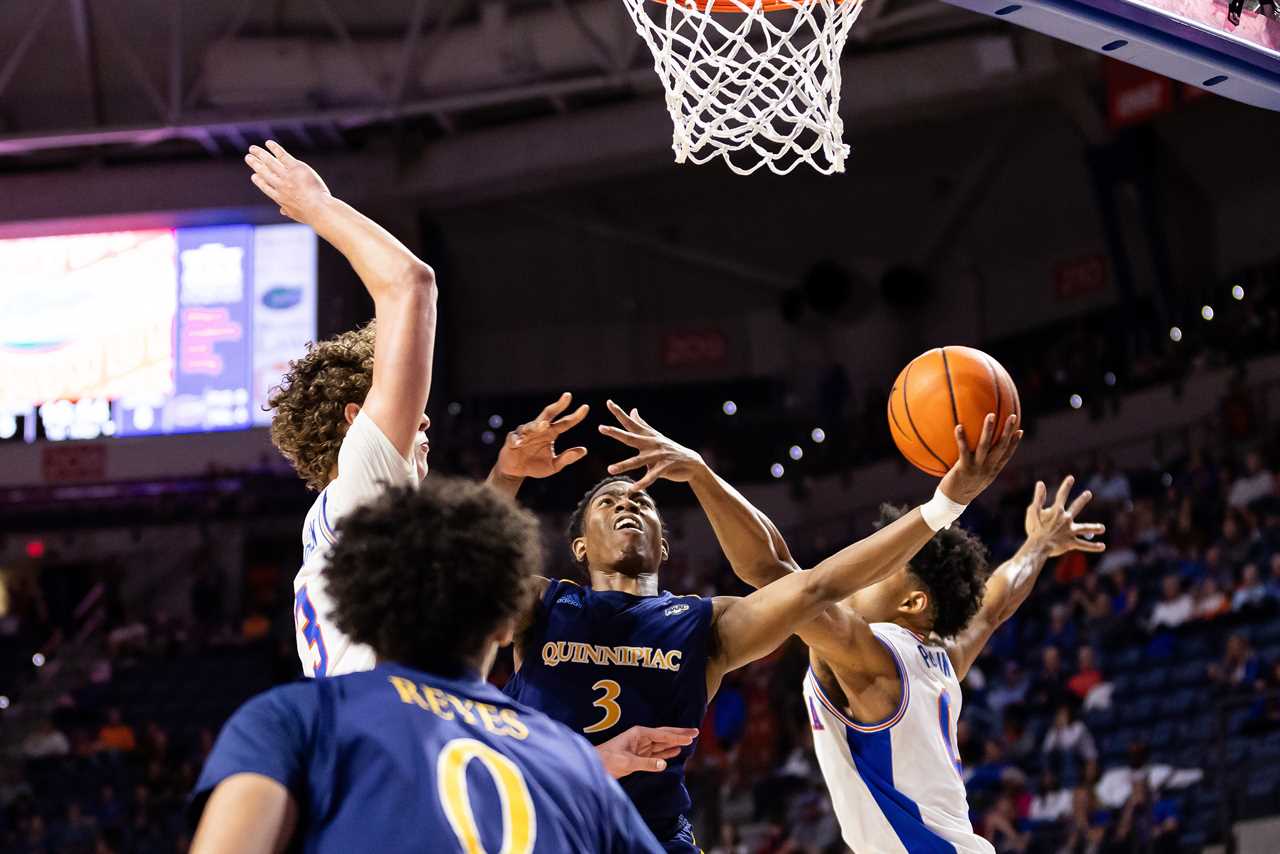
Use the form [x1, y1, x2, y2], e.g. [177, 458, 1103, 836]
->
[293, 411, 417, 677]
[802, 622, 993, 854]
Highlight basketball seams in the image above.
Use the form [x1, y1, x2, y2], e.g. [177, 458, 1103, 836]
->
[888, 395, 947, 476]
[979, 352, 1003, 425]
[901, 360, 951, 474]
[939, 348, 961, 428]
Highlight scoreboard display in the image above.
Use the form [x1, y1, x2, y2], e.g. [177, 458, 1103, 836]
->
[0, 223, 317, 443]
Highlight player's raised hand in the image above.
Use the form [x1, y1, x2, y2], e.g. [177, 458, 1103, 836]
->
[600, 400, 705, 492]
[938, 413, 1022, 505]
[594, 725, 699, 778]
[1025, 476, 1107, 557]
[244, 140, 332, 225]
[492, 392, 589, 480]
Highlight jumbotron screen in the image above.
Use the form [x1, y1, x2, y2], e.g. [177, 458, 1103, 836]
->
[0, 223, 316, 443]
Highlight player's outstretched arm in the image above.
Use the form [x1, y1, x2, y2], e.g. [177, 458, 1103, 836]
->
[601, 400, 797, 584]
[707, 415, 1021, 683]
[945, 476, 1105, 679]
[594, 725, 699, 778]
[191, 774, 297, 854]
[245, 141, 436, 458]
[486, 392, 590, 500]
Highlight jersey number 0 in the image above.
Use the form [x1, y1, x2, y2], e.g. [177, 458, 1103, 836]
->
[437, 738, 537, 854]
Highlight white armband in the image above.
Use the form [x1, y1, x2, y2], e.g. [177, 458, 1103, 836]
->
[920, 487, 968, 532]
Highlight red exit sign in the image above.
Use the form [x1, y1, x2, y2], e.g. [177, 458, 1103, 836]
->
[1054, 254, 1109, 301]
[663, 329, 727, 369]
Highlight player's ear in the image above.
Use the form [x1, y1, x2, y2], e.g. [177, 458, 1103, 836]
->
[901, 589, 929, 617]
[343, 402, 361, 426]
[571, 537, 587, 563]
[660, 538, 670, 563]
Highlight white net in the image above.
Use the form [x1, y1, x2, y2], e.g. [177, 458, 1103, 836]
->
[621, 0, 867, 175]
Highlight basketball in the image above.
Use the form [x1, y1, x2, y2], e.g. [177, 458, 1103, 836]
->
[887, 346, 1021, 476]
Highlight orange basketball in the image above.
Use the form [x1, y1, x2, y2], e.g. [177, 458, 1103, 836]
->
[887, 346, 1020, 476]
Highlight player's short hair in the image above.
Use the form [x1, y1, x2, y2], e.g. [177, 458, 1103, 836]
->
[325, 478, 542, 674]
[267, 321, 376, 491]
[875, 504, 990, 639]
[566, 476, 668, 561]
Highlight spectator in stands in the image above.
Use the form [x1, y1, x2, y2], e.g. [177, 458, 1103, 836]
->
[1087, 457, 1132, 508]
[1268, 553, 1280, 599]
[1001, 706, 1038, 764]
[1228, 451, 1275, 509]
[1232, 563, 1270, 614]
[988, 662, 1031, 722]
[1193, 576, 1231, 621]
[1029, 646, 1071, 710]
[1215, 511, 1259, 571]
[707, 823, 747, 854]
[1060, 785, 1111, 854]
[1043, 603, 1079, 654]
[50, 802, 96, 853]
[1110, 778, 1180, 854]
[981, 793, 1030, 852]
[1208, 633, 1260, 695]
[94, 785, 125, 831]
[17, 814, 50, 854]
[1068, 647, 1104, 701]
[21, 718, 70, 758]
[1028, 770, 1073, 825]
[1042, 704, 1098, 786]
[1147, 575, 1193, 631]
[96, 707, 136, 753]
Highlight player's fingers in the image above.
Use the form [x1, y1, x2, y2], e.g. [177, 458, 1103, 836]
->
[551, 447, 588, 472]
[1054, 476, 1075, 512]
[973, 413, 997, 464]
[1073, 523, 1106, 536]
[608, 451, 659, 476]
[552, 403, 590, 435]
[650, 746, 685, 760]
[247, 145, 285, 177]
[598, 424, 647, 448]
[538, 392, 573, 422]
[996, 429, 1023, 467]
[1072, 539, 1108, 553]
[643, 726, 699, 743]
[953, 424, 972, 467]
[606, 399, 645, 432]
[1066, 488, 1094, 519]
[264, 139, 298, 165]
[1033, 480, 1047, 510]
[631, 464, 669, 492]
[249, 173, 283, 204]
[629, 408, 656, 432]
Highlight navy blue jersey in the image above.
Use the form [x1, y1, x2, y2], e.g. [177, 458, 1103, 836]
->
[191, 662, 661, 854]
[503, 579, 715, 836]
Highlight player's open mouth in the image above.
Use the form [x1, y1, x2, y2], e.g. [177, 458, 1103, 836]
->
[614, 515, 643, 532]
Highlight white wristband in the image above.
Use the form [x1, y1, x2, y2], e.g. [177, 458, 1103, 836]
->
[920, 487, 967, 532]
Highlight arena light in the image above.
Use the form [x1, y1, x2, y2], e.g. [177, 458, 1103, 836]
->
[811, 427, 826, 443]
[1161, 472, 1173, 487]
[722, 401, 738, 416]
[1169, 326, 1183, 342]
[770, 463, 785, 479]
[25, 539, 44, 559]
[1232, 285, 1245, 301]
[481, 430, 496, 445]
[789, 445, 803, 461]
[0, 696, 8, 710]
[1201, 305, 1214, 321]
[447, 402, 462, 416]
[488, 414, 504, 429]
[0, 414, 16, 440]
[32, 653, 45, 667]
[1069, 394, 1083, 410]
[1103, 372, 1116, 387]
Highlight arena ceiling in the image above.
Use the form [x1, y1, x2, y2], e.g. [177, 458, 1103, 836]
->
[0, 0, 1090, 178]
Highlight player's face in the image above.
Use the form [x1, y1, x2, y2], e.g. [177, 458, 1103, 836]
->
[845, 566, 926, 625]
[578, 482, 667, 577]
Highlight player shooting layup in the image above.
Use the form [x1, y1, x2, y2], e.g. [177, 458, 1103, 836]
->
[245, 142, 695, 779]
[721, 475, 1107, 853]
[489, 403, 1021, 852]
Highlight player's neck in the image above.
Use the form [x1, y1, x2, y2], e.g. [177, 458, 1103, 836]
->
[891, 616, 932, 640]
[588, 569, 658, 596]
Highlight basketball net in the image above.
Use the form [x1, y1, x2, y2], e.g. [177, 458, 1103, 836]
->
[621, 0, 866, 175]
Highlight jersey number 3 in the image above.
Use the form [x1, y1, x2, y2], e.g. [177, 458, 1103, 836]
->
[437, 738, 536, 854]
[583, 679, 622, 734]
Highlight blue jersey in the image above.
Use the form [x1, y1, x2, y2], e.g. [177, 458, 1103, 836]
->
[192, 663, 661, 854]
[503, 579, 714, 839]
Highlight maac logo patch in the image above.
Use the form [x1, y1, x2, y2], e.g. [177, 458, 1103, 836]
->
[664, 603, 690, 617]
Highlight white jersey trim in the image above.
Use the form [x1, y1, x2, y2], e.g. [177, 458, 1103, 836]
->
[807, 635, 910, 733]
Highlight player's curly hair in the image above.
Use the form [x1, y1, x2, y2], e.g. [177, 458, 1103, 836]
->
[876, 504, 990, 639]
[325, 478, 542, 674]
[566, 476, 669, 561]
[267, 321, 377, 491]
